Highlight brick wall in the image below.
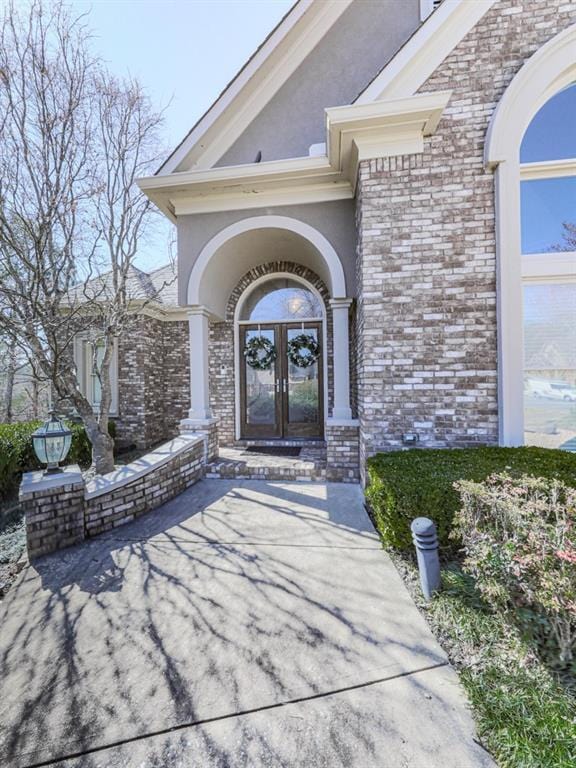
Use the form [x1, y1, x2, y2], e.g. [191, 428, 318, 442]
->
[85, 438, 204, 537]
[21, 471, 85, 559]
[325, 424, 360, 483]
[116, 314, 190, 449]
[21, 436, 205, 559]
[355, 0, 576, 460]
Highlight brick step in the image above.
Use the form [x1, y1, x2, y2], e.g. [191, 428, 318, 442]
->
[234, 439, 327, 448]
[205, 465, 326, 482]
[205, 446, 327, 482]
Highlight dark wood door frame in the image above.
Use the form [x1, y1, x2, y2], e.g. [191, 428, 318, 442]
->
[239, 321, 324, 440]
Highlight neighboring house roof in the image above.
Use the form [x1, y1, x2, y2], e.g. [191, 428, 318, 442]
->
[67, 262, 178, 309]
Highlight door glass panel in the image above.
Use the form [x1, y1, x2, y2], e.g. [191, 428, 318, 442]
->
[244, 329, 277, 425]
[524, 284, 576, 451]
[286, 327, 319, 424]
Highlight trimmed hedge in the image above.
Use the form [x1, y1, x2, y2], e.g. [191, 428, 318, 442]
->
[0, 419, 116, 500]
[366, 447, 576, 553]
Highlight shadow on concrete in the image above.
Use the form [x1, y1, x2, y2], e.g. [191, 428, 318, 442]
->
[0, 480, 488, 768]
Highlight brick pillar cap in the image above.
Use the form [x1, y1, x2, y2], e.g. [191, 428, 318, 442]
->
[20, 464, 84, 496]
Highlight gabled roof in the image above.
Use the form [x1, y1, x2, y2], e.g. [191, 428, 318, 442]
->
[139, 0, 497, 218]
[158, 0, 354, 174]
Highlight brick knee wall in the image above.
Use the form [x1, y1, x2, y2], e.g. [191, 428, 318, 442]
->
[85, 441, 204, 537]
[21, 436, 205, 559]
[20, 469, 86, 560]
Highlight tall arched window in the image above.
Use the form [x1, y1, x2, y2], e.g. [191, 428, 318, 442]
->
[520, 83, 576, 450]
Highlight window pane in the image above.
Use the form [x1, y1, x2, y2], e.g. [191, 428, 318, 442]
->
[521, 176, 576, 253]
[524, 284, 576, 451]
[520, 83, 576, 163]
[241, 278, 322, 321]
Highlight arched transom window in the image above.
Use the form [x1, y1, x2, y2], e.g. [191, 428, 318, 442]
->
[239, 278, 323, 322]
[520, 82, 576, 451]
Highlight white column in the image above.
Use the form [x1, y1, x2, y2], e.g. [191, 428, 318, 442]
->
[186, 306, 212, 421]
[329, 298, 353, 421]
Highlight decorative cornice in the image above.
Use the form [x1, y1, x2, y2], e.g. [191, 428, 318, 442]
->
[138, 91, 451, 217]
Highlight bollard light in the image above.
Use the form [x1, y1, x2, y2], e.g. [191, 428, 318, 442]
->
[32, 411, 72, 475]
[411, 517, 441, 601]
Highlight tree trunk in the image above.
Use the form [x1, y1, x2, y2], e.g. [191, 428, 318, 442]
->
[84, 417, 115, 475]
[2, 338, 17, 423]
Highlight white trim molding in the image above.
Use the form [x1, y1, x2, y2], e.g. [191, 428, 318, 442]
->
[187, 215, 347, 311]
[138, 91, 451, 217]
[357, 0, 497, 103]
[519, 158, 576, 181]
[484, 23, 576, 447]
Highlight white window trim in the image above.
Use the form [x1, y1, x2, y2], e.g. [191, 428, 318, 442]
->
[73, 334, 119, 416]
[485, 23, 576, 446]
[520, 157, 576, 180]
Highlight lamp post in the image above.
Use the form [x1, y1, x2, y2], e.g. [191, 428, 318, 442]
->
[32, 411, 72, 475]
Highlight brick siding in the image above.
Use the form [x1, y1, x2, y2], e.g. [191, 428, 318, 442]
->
[355, 0, 576, 461]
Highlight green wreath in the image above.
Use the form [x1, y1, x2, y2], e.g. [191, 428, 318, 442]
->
[287, 333, 320, 368]
[243, 335, 277, 370]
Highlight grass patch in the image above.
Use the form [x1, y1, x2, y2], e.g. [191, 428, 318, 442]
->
[394, 556, 576, 767]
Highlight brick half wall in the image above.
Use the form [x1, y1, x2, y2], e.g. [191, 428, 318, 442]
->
[20, 435, 205, 559]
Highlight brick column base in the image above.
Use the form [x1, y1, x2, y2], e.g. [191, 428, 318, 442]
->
[180, 417, 219, 462]
[325, 421, 360, 483]
[19, 465, 86, 559]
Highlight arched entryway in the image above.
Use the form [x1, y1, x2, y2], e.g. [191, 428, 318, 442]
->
[235, 274, 327, 440]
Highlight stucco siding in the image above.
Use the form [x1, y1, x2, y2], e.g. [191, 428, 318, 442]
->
[216, 0, 420, 167]
[177, 200, 358, 307]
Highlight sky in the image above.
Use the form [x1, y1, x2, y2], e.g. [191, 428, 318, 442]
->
[67, 0, 294, 269]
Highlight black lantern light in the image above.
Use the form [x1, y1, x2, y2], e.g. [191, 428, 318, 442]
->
[32, 411, 72, 474]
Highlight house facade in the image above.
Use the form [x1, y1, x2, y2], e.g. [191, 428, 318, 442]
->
[101, 0, 574, 482]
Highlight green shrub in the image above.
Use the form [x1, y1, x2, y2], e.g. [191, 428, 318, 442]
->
[454, 474, 576, 676]
[365, 447, 576, 553]
[0, 418, 116, 500]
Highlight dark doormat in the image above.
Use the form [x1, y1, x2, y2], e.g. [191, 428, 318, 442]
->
[246, 446, 302, 457]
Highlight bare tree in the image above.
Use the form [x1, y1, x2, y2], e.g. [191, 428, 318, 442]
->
[552, 221, 576, 252]
[0, 0, 164, 474]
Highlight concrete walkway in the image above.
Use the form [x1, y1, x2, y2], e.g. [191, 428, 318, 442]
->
[0, 480, 493, 768]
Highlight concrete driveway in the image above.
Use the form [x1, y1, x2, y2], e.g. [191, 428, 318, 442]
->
[0, 480, 493, 768]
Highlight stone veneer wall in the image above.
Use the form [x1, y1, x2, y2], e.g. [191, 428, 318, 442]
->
[210, 261, 335, 446]
[115, 314, 190, 449]
[355, 0, 576, 463]
[21, 436, 204, 559]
